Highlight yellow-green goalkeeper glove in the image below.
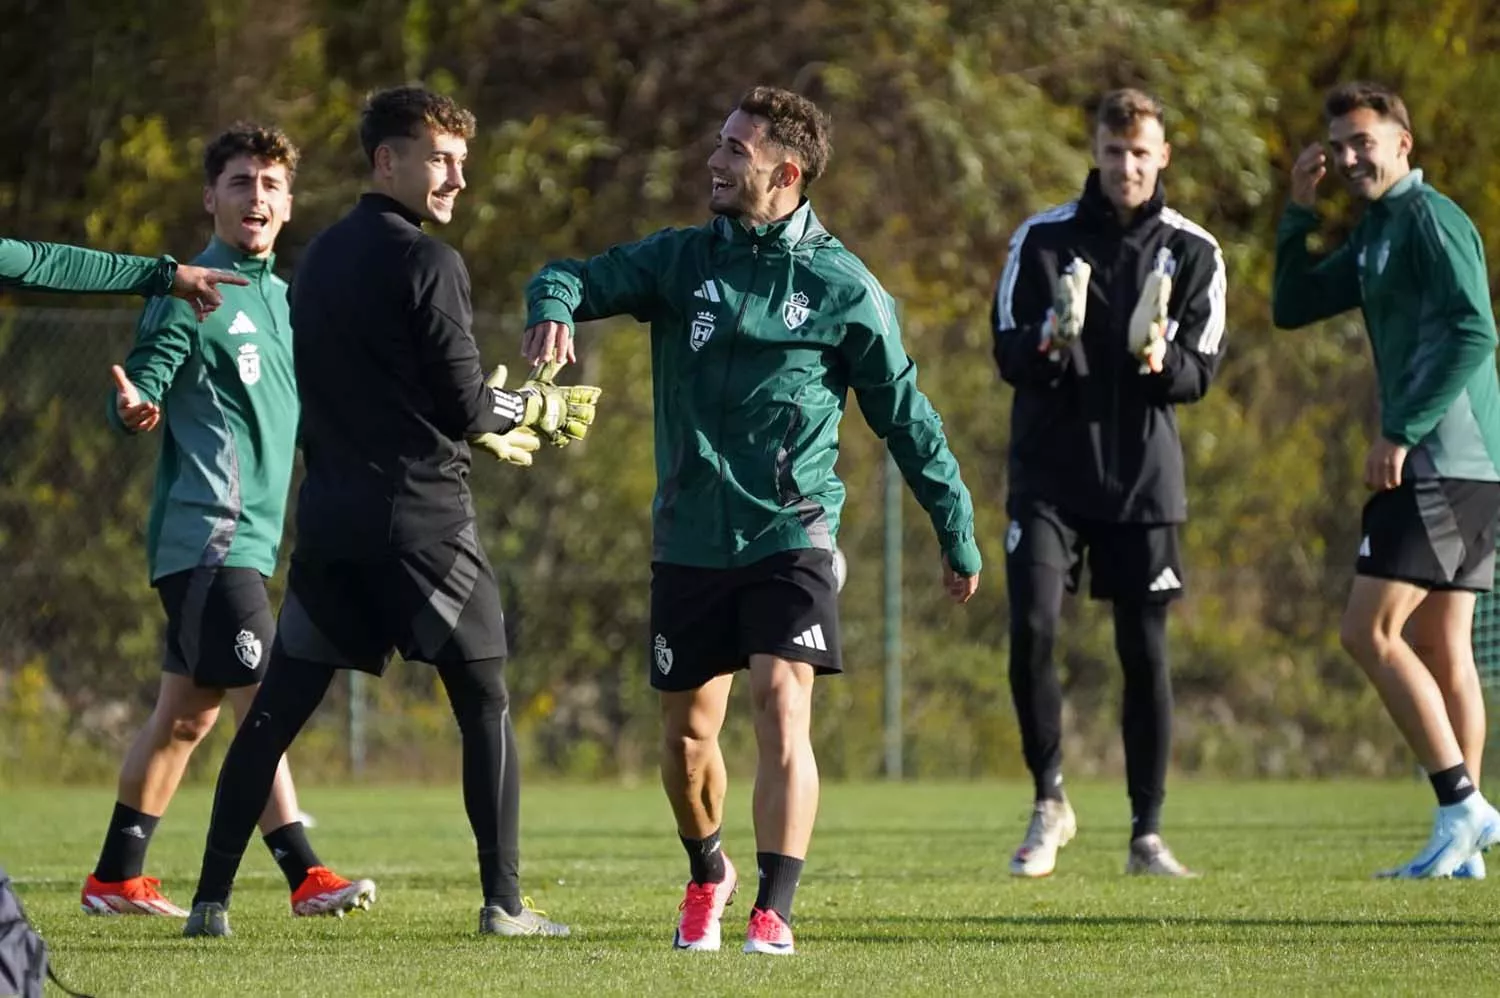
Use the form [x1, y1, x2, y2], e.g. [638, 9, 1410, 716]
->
[516, 360, 602, 448]
[1039, 258, 1091, 354]
[470, 365, 545, 466]
[1127, 269, 1171, 374]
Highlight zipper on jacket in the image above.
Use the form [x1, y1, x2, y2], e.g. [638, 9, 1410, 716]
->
[716, 243, 760, 560]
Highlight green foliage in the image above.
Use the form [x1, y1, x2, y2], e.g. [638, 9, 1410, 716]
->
[4, 0, 1499, 780]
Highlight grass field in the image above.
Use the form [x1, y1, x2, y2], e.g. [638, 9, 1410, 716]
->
[3, 780, 1498, 996]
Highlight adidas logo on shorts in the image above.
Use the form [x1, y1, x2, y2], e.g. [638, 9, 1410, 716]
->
[791, 623, 828, 652]
[1148, 568, 1182, 593]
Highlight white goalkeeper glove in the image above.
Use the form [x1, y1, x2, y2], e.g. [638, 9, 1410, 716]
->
[1127, 268, 1172, 374]
[470, 365, 544, 467]
[1039, 258, 1091, 355]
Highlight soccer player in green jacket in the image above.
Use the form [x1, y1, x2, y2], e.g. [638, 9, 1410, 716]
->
[1, 237, 247, 318]
[81, 124, 372, 919]
[1274, 81, 1500, 878]
[523, 86, 982, 954]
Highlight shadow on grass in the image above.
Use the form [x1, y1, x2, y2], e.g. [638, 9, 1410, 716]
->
[804, 911, 1500, 943]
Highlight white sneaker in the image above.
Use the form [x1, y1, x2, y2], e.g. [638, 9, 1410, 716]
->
[1454, 852, 1487, 880]
[1009, 799, 1077, 877]
[1377, 795, 1500, 879]
[1126, 834, 1198, 877]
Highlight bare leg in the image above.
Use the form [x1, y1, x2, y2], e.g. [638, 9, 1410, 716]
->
[659, 673, 735, 838]
[1406, 590, 1485, 786]
[1341, 576, 1462, 771]
[747, 655, 818, 858]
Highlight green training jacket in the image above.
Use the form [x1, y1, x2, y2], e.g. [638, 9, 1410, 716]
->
[1273, 169, 1500, 480]
[109, 238, 297, 580]
[0, 237, 175, 295]
[527, 200, 981, 574]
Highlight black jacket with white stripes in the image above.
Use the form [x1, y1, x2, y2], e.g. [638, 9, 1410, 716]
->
[289, 194, 526, 560]
[992, 171, 1226, 524]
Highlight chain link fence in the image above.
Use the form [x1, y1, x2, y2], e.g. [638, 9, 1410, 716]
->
[0, 304, 1424, 785]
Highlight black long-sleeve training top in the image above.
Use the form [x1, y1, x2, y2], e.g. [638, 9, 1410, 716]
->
[991, 171, 1227, 525]
[289, 193, 524, 560]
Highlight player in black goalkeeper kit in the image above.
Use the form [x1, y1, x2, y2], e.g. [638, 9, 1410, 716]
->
[992, 90, 1226, 878]
[183, 87, 598, 939]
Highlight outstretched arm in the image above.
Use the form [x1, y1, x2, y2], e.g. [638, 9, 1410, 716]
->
[1, 237, 246, 317]
[521, 229, 679, 366]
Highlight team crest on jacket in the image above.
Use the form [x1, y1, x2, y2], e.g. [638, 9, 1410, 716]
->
[234, 628, 262, 669]
[237, 343, 261, 385]
[690, 311, 716, 352]
[782, 291, 811, 330]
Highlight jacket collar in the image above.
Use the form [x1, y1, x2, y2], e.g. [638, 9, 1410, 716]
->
[1369, 168, 1424, 216]
[359, 191, 427, 228]
[712, 198, 826, 253]
[201, 236, 274, 276]
[1076, 169, 1166, 232]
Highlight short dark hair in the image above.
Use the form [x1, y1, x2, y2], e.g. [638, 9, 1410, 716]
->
[1323, 81, 1412, 135]
[1095, 89, 1167, 135]
[203, 123, 299, 187]
[735, 86, 832, 190]
[359, 85, 477, 165]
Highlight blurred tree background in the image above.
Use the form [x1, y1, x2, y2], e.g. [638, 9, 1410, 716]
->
[3, 0, 1500, 784]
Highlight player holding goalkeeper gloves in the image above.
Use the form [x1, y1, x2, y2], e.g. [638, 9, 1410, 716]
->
[992, 89, 1226, 879]
[522, 85, 980, 955]
[183, 86, 596, 939]
[1275, 82, 1500, 879]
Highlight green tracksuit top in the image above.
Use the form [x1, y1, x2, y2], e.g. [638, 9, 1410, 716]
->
[1273, 169, 1500, 480]
[526, 200, 981, 574]
[0, 237, 176, 295]
[109, 238, 297, 580]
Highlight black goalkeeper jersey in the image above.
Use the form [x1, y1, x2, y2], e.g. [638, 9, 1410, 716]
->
[288, 193, 522, 560]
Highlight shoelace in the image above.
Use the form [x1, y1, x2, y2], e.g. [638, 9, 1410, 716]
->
[520, 895, 547, 919]
[747, 908, 786, 939]
[124, 876, 167, 897]
[678, 882, 719, 935]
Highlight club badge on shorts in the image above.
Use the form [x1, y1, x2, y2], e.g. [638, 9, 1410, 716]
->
[234, 628, 263, 670]
[653, 633, 673, 675]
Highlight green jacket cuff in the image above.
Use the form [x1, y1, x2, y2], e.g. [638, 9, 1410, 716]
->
[150, 254, 178, 297]
[527, 297, 576, 328]
[945, 536, 982, 577]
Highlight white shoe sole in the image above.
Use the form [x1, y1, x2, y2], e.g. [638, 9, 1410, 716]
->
[81, 893, 188, 917]
[292, 878, 376, 916]
[743, 939, 795, 955]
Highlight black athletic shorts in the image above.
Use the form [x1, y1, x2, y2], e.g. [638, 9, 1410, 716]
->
[275, 522, 507, 675]
[1004, 499, 1184, 604]
[648, 548, 842, 692]
[156, 566, 274, 688]
[1357, 477, 1500, 592]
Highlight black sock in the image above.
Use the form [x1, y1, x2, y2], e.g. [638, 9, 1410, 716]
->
[681, 828, 727, 885]
[94, 802, 160, 882]
[1037, 771, 1065, 804]
[263, 822, 321, 891]
[753, 852, 803, 924]
[1430, 763, 1478, 806]
[1130, 803, 1163, 840]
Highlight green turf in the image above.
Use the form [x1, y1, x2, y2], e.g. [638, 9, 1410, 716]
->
[3, 781, 1498, 996]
